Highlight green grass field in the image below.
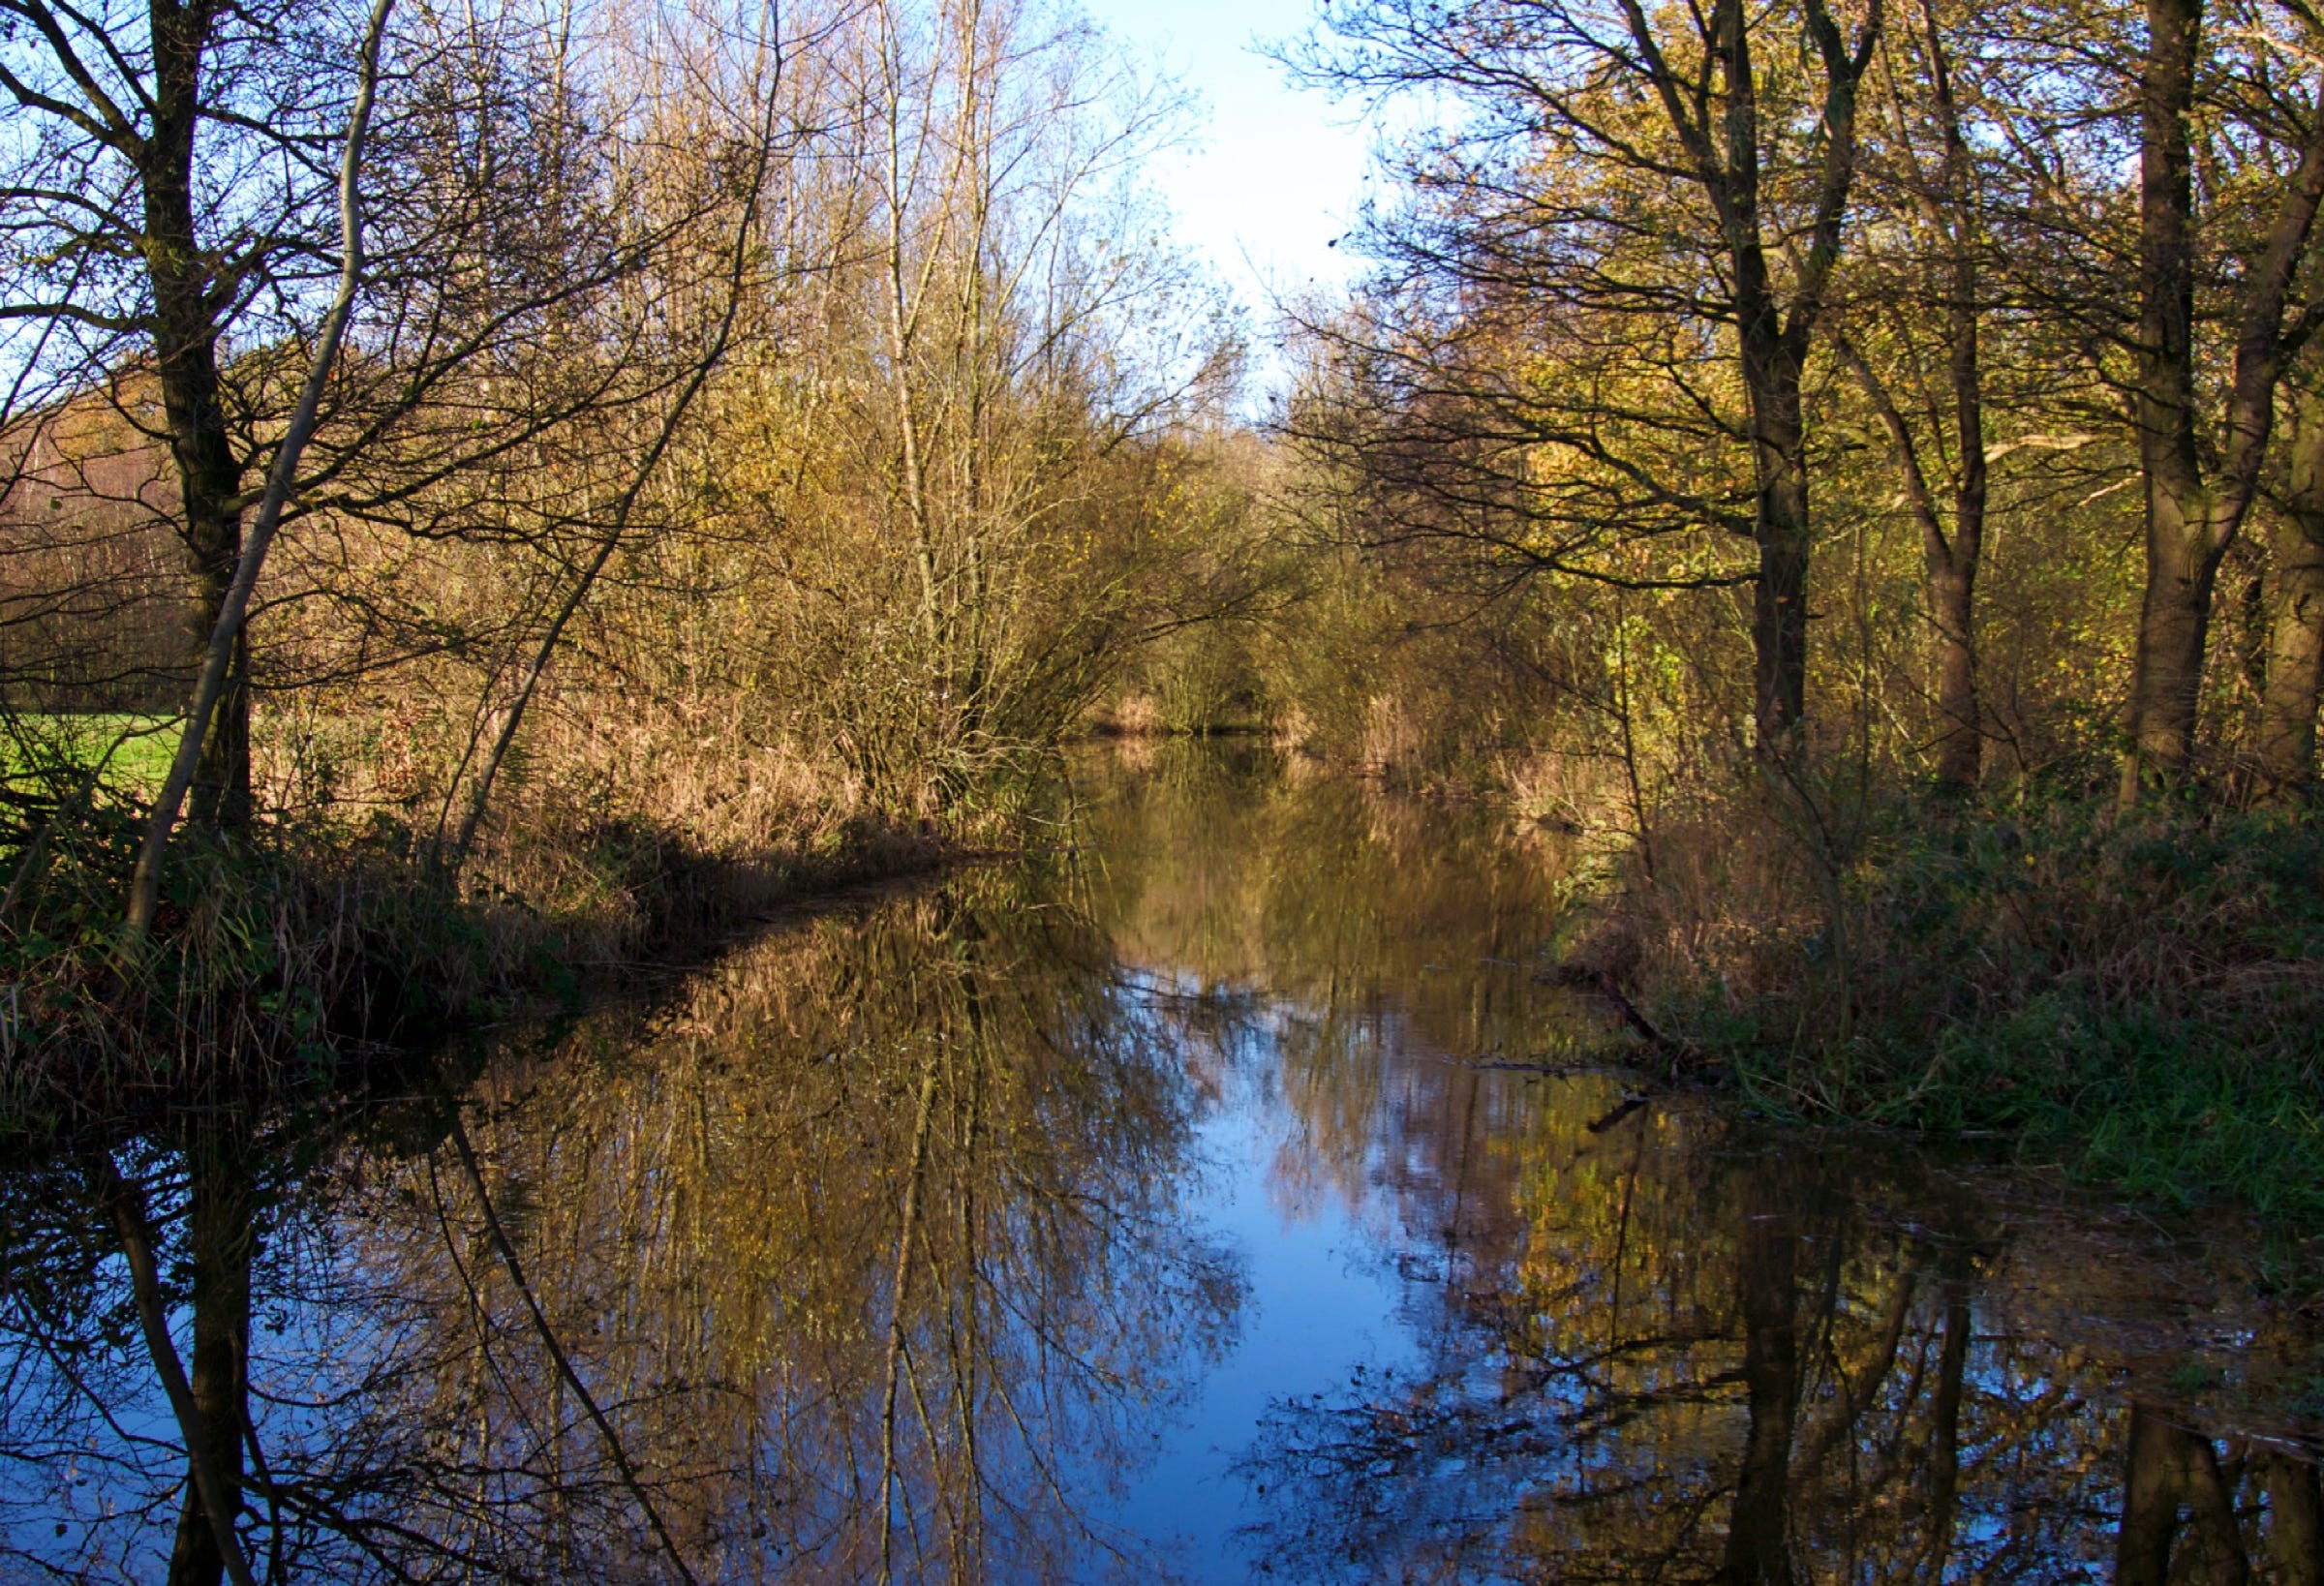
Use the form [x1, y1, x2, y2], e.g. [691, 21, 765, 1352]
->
[0, 713, 175, 795]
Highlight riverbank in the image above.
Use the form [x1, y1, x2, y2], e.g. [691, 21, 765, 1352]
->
[29, 721, 2324, 1246]
[1095, 727, 2324, 1237]
[1559, 779, 2324, 1238]
[0, 797, 972, 1135]
[1102, 722, 2324, 1237]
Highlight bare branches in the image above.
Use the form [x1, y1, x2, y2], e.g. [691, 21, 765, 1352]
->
[439, 0, 797, 866]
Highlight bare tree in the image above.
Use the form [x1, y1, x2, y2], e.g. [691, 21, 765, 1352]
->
[2258, 378, 2324, 798]
[436, 1, 808, 869]
[1, 0, 837, 922]
[0, 0, 386, 827]
[126, 0, 397, 936]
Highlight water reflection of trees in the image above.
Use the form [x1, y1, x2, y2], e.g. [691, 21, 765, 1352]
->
[1065, 748, 2323, 1585]
[5, 749, 2321, 1582]
[1074, 744, 1587, 1239]
[1236, 1090, 2324, 1583]
[0, 868, 1240, 1582]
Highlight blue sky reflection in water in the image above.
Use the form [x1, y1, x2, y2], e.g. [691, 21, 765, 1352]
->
[0, 746, 2318, 1580]
[1093, 968, 1439, 1578]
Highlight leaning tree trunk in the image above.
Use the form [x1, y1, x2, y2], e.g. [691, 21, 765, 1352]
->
[143, 1, 251, 832]
[2258, 390, 2324, 801]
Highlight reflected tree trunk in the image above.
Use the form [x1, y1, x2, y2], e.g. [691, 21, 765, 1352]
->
[1719, 1182, 1799, 1585]
[2115, 1403, 2248, 1586]
[1921, 1265, 1972, 1579]
[169, 1132, 254, 1586]
[877, 1050, 941, 1586]
[88, 1129, 259, 1586]
[2259, 1450, 2322, 1586]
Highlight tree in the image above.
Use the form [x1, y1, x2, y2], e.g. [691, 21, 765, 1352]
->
[2258, 378, 2324, 798]
[1834, 0, 1992, 790]
[2120, 0, 2324, 802]
[0, 0, 382, 828]
[124, 0, 395, 937]
[703, 0, 1237, 807]
[1289, 0, 1883, 747]
[1, 0, 818, 922]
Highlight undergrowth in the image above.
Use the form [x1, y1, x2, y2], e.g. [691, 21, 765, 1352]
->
[1619, 783, 2324, 1226]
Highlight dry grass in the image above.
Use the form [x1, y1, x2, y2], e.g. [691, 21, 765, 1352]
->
[457, 690, 966, 961]
[0, 676, 969, 1129]
[1357, 693, 1422, 780]
[1495, 748, 1636, 838]
[1088, 692, 1167, 738]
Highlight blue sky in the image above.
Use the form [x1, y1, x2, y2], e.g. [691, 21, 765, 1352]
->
[1078, 0, 1378, 317]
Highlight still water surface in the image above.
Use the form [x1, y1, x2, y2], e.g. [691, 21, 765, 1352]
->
[2, 746, 2319, 1581]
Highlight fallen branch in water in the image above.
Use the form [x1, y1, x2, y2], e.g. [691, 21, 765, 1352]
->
[1537, 961, 1670, 1051]
[1422, 1053, 1632, 1076]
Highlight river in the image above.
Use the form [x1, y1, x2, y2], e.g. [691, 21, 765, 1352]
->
[0, 743, 2317, 1581]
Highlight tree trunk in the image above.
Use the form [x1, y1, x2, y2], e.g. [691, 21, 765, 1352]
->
[1931, 552, 1979, 787]
[1832, 226, 1985, 791]
[1719, 0, 1812, 752]
[1741, 288, 1812, 746]
[2258, 390, 2324, 801]
[2122, 503, 2218, 794]
[2123, 0, 2208, 802]
[1931, 28, 1988, 793]
[1648, 0, 1871, 748]
[2120, 0, 2324, 803]
[1753, 453, 1812, 747]
[144, 0, 252, 832]
[91, 1136, 258, 1586]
